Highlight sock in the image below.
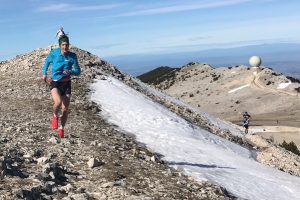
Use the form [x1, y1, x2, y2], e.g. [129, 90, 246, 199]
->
[59, 126, 64, 129]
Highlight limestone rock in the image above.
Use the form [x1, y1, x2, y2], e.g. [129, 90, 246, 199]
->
[87, 158, 103, 168]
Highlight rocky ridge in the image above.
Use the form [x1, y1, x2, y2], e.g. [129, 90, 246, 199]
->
[0, 47, 232, 199]
[246, 134, 300, 176]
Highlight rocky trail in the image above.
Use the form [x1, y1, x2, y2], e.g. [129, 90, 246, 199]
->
[0, 47, 231, 199]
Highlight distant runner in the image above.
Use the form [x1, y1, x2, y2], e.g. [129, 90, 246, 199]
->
[242, 112, 251, 134]
[42, 34, 81, 138]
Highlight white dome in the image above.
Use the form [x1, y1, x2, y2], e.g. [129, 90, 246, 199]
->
[249, 56, 262, 67]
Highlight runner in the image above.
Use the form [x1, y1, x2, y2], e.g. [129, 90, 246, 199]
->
[42, 34, 81, 138]
[242, 112, 251, 134]
[243, 117, 250, 134]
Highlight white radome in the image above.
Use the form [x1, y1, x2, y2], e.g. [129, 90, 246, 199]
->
[249, 56, 262, 67]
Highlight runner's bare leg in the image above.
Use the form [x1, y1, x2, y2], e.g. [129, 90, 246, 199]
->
[61, 95, 70, 127]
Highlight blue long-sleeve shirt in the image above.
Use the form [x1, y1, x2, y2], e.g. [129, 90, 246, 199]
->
[43, 48, 81, 81]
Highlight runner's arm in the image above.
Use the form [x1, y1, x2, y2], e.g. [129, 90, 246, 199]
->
[69, 54, 81, 76]
[43, 50, 54, 76]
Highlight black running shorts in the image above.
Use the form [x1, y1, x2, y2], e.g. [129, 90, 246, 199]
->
[50, 80, 71, 96]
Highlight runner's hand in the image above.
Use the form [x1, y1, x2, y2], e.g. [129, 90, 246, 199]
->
[63, 70, 70, 75]
[42, 75, 47, 82]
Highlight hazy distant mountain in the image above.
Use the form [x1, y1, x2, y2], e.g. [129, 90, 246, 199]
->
[106, 43, 300, 78]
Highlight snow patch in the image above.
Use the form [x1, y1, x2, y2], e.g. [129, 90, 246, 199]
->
[130, 78, 244, 137]
[228, 84, 250, 93]
[277, 82, 291, 89]
[90, 76, 300, 200]
[249, 128, 272, 134]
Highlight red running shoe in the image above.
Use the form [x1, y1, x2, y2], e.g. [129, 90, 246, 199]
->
[58, 128, 64, 138]
[51, 115, 58, 129]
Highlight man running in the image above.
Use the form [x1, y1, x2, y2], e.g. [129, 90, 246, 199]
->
[42, 35, 81, 138]
[243, 117, 250, 134]
[242, 112, 251, 134]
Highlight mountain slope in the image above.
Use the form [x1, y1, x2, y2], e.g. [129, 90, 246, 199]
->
[91, 76, 300, 200]
[135, 62, 300, 177]
[138, 62, 300, 128]
[0, 47, 230, 199]
[1, 46, 299, 199]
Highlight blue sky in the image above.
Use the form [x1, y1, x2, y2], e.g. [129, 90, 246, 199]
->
[1, 0, 300, 63]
